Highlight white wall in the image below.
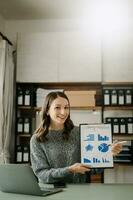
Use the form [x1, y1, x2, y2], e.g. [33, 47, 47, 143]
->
[5, 19, 102, 82]
[16, 31, 101, 82]
[0, 14, 5, 33]
[5, 19, 85, 47]
[5, 13, 133, 83]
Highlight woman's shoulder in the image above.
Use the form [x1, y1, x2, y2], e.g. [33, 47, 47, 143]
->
[69, 126, 80, 141]
[72, 126, 79, 132]
[70, 126, 80, 136]
[30, 133, 38, 144]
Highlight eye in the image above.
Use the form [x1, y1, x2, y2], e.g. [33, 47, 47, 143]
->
[55, 106, 60, 109]
[65, 106, 69, 110]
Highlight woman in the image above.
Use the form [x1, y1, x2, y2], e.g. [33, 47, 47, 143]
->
[30, 91, 122, 184]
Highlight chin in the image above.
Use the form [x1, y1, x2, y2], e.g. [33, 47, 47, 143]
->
[57, 120, 65, 125]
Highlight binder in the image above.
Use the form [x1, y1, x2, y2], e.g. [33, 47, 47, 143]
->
[119, 118, 127, 134]
[118, 89, 125, 105]
[110, 89, 118, 105]
[127, 118, 133, 134]
[112, 118, 119, 134]
[24, 118, 31, 134]
[24, 89, 31, 106]
[23, 146, 30, 162]
[105, 117, 112, 124]
[17, 87, 23, 105]
[125, 89, 132, 105]
[17, 118, 23, 133]
[16, 145, 23, 162]
[103, 89, 110, 105]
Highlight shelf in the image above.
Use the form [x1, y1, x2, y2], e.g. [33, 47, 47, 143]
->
[102, 82, 133, 87]
[114, 160, 132, 164]
[35, 106, 102, 111]
[70, 106, 102, 110]
[17, 81, 102, 89]
[18, 105, 133, 111]
[17, 134, 31, 137]
[113, 134, 133, 141]
[114, 163, 133, 167]
[17, 106, 33, 110]
[103, 106, 133, 110]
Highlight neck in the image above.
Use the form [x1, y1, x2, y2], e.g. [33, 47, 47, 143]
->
[49, 124, 64, 131]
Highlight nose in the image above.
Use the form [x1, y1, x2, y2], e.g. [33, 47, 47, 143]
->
[60, 108, 66, 115]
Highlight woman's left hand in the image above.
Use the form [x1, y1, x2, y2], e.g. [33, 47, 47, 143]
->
[111, 141, 126, 156]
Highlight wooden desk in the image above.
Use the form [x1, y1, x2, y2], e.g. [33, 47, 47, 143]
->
[0, 184, 133, 200]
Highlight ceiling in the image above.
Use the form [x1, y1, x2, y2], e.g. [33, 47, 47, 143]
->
[0, 0, 93, 20]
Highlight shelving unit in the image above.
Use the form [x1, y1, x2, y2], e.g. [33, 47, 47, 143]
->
[102, 82, 133, 164]
[15, 82, 133, 163]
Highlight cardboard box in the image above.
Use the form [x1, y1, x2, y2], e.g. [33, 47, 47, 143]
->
[64, 90, 96, 107]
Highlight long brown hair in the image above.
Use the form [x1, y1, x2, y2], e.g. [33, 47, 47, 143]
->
[35, 91, 74, 142]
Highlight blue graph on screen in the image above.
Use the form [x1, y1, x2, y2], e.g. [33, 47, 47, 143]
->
[98, 143, 109, 153]
[85, 144, 93, 151]
[83, 158, 91, 163]
[98, 134, 109, 141]
[84, 134, 94, 141]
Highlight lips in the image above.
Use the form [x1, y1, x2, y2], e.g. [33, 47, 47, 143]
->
[57, 116, 66, 120]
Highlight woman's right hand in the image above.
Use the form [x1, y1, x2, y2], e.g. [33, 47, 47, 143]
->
[68, 163, 91, 174]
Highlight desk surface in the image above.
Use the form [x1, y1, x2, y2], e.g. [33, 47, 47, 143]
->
[0, 184, 133, 200]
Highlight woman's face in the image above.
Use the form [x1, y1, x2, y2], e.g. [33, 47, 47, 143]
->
[48, 96, 70, 129]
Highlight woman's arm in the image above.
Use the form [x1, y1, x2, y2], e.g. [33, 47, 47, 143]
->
[30, 135, 91, 183]
[30, 135, 71, 183]
[111, 141, 126, 156]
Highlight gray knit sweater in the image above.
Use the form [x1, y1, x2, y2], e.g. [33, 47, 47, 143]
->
[30, 126, 88, 183]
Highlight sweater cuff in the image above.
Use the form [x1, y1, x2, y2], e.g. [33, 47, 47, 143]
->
[62, 167, 72, 176]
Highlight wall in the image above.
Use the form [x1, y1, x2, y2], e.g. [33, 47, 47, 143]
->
[0, 14, 5, 33]
[5, 12, 133, 82]
[5, 19, 85, 46]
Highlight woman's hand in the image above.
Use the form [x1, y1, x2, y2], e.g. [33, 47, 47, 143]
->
[68, 163, 91, 174]
[111, 141, 126, 156]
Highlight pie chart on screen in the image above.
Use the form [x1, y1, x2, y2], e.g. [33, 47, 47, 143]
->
[98, 143, 109, 153]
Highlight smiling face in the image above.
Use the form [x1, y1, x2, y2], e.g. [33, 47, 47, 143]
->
[48, 96, 70, 130]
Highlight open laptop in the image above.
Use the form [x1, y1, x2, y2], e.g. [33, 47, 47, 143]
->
[0, 164, 63, 196]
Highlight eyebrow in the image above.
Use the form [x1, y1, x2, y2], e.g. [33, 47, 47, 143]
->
[55, 104, 69, 106]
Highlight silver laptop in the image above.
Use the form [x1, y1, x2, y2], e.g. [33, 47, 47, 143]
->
[0, 164, 63, 196]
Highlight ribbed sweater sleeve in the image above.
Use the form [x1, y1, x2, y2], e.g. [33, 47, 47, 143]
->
[30, 134, 72, 183]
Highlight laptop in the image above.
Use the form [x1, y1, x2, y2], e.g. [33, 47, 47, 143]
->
[0, 164, 63, 196]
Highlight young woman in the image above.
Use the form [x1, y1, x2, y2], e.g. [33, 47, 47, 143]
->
[30, 91, 122, 184]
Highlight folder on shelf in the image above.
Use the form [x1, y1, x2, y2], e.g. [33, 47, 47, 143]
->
[127, 118, 133, 134]
[119, 118, 127, 134]
[16, 146, 23, 162]
[24, 118, 31, 134]
[17, 87, 24, 105]
[23, 146, 30, 162]
[112, 118, 119, 134]
[24, 89, 31, 106]
[103, 89, 110, 105]
[118, 89, 125, 105]
[125, 89, 132, 105]
[17, 118, 23, 133]
[110, 89, 118, 105]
